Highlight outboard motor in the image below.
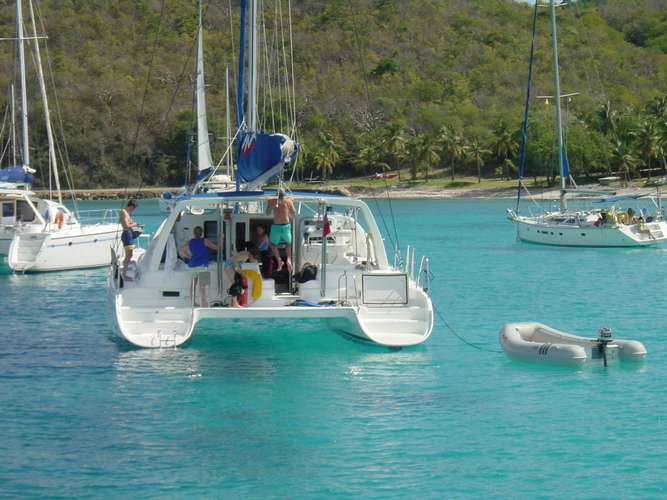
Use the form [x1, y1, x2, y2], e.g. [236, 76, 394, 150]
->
[595, 327, 615, 367]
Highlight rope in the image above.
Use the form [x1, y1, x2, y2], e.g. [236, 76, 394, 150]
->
[122, 0, 168, 204]
[434, 306, 503, 354]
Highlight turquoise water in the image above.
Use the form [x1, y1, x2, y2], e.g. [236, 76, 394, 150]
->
[1, 198, 666, 498]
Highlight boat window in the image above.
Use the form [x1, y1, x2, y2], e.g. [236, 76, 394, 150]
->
[16, 200, 35, 222]
[235, 222, 246, 252]
[2, 202, 14, 218]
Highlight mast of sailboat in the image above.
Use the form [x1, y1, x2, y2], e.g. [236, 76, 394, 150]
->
[196, 0, 214, 179]
[248, 0, 258, 131]
[16, 0, 29, 171]
[550, 0, 567, 211]
[28, 0, 61, 204]
[10, 84, 17, 166]
[225, 65, 232, 178]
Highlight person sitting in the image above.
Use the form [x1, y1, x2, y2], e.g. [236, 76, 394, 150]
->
[179, 226, 221, 308]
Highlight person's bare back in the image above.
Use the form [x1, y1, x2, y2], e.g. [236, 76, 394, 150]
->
[270, 196, 295, 224]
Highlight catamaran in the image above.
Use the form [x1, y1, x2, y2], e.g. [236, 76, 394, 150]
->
[108, 0, 434, 348]
[1, 0, 122, 271]
[506, 0, 667, 247]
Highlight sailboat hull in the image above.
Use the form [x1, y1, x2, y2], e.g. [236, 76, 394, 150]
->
[7, 224, 122, 272]
[514, 216, 667, 247]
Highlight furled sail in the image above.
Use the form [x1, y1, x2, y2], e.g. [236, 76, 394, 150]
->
[195, 5, 214, 181]
[237, 131, 296, 188]
[0, 165, 34, 186]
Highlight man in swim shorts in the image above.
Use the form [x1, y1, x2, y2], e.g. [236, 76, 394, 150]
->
[268, 188, 296, 273]
[119, 199, 140, 281]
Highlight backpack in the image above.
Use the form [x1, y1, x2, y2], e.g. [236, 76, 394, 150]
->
[295, 263, 318, 283]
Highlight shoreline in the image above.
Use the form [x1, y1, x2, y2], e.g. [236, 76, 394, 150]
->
[34, 183, 662, 201]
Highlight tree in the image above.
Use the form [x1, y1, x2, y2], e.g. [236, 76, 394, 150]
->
[381, 123, 407, 180]
[632, 120, 662, 179]
[466, 139, 491, 183]
[314, 132, 340, 180]
[493, 121, 520, 176]
[414, 134, 441, 181]
[438, 125, 467, 180]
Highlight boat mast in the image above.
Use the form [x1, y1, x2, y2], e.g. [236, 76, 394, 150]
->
[195, 0, 213, 177]
[16, 0, 29, 170]
[248, 0, 258, 131]
[28, 0, 61, 204]
[10, 84, 17, 166]
[225, 65, 232, 178]
[550, 0, 567, 211]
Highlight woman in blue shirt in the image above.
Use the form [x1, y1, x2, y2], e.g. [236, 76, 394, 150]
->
[179, 226, 220, 307]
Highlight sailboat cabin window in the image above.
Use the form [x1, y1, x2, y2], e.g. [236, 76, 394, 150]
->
[2, 202, 14, 218]
[16, 200, 35, 222]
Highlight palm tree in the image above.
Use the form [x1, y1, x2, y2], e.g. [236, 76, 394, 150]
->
[382, 123, 407, 180]
[438, 125, 466, 180]
[632, 120, 661, 180]
[611, 140, 642, 183]
[466, 139, 491, 183]
[596, 101, 619, 138]
[316, 132, 340, 181]
[493, 120, 519, 179]
[415, 134, 441, 181]
[353, 143, 389, 175]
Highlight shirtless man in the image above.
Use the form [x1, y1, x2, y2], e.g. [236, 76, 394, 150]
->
[267, 188, 296, 273]
[119, 199, 140, 280]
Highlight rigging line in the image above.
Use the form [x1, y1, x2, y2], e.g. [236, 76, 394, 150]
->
[33, 0, 79, 213]
[286, 0, 297, 137]
[383, 177, 401, 256]
[124, 0, 168, 202]
[343, 0, 404, 264]
[277, 0, 290, 132]
[434, 307, 503, 354]
[260, 5, 275, 131]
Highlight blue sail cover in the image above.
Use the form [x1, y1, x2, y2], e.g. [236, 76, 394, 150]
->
[561, 147, 570, 179]
[237, 131, 296, 183]
[0, 166, 34, 185]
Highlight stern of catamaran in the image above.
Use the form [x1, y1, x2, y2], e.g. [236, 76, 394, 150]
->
[107, 192, 433, 348]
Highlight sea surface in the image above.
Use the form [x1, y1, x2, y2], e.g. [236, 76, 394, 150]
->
[1, 198, 666, 498]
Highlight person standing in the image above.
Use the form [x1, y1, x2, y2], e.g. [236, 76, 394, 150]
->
[179, 226, 221, 308]
[267, 189, 296, 273]
[119, 199, 140, 281]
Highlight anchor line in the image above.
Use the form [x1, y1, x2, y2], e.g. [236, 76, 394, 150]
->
[433, 307, 503, 354]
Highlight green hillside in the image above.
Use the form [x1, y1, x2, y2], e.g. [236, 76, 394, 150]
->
[0, 0, 666, 189]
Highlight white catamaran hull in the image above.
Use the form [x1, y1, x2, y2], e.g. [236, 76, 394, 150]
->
[514, 217, 667, 247]
[106, 194, 434, 349]
[8, 223, 122, 272]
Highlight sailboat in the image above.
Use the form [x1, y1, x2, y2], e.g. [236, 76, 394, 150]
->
[108, 0, 433, 349]
[2, 0, 122, 271]
[159, 2, 235, 213]
[507, 0, 667, 247]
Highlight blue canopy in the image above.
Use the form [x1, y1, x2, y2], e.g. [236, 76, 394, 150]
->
[237, 131, 296, 184]
[0, 166, 34, 185]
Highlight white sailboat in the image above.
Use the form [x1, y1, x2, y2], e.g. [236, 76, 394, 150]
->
[108, 0, 433, 349]
[160, 2, 234, 214]
[507, 0, 667, 247]
[2, 0, 122, 271]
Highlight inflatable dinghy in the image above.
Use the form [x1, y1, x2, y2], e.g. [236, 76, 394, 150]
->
[499, 323, 647, 365]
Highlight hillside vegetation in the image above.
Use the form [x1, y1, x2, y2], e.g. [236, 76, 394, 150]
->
[0, 0, 666, 189]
